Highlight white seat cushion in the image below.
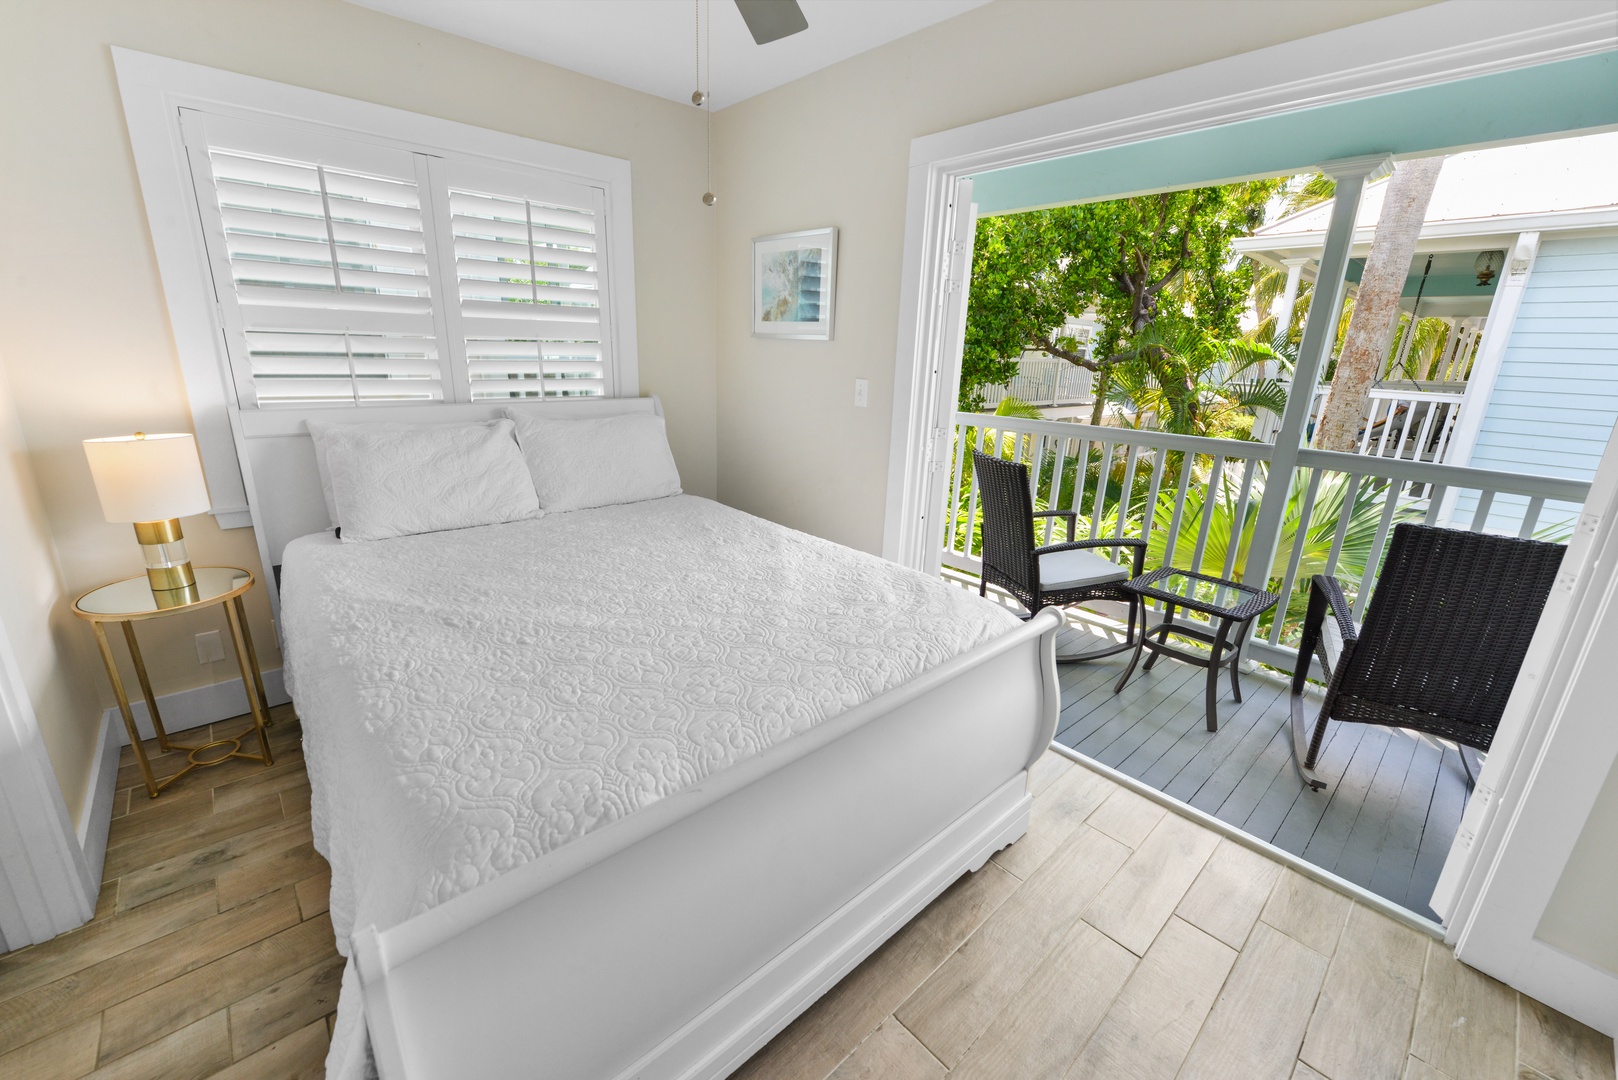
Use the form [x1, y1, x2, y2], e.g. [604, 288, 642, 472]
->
[1039, 548, 1129, 591]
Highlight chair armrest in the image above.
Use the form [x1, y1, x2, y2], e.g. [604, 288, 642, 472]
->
[1293, 574, 1357, 693]
[1311, 575, 1358, 648]
[1033, 538, 1145, 554]
[1032, 510, 1077, 542]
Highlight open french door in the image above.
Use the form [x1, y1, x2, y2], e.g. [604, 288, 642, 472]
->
[905, 178, 976, 578]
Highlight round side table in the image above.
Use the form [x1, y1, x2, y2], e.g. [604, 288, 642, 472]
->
[74, 567, 274, 799]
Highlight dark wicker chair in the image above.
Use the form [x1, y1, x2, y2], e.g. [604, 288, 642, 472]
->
[972, 451, 1146, 661]
[1289, 522, 1564, 791]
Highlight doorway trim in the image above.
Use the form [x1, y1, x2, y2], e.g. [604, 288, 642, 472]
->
[0, 614, 97, 951]
[882, 0, 1618, 1035]
[882, 0, 1618, 572]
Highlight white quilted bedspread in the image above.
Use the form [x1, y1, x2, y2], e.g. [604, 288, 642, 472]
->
[280, 495, 1017, 1077]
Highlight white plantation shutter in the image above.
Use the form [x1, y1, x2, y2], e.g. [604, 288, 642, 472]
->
[183, 111, 449, 408]
[441, 162, 611, 400]
[178, 110, 625, 411]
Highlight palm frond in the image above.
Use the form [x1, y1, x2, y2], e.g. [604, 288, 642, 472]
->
[993, 396, 1046, 420]
[1284, 172, 1336, 214]
[1221, 378, 1290, 417]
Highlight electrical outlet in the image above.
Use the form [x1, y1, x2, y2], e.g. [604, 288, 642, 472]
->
[195, 630, 225, 664]
[854, 378, 869, 408]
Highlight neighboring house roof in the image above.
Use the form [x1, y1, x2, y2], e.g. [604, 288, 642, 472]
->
[1234, 131, 1618, 264]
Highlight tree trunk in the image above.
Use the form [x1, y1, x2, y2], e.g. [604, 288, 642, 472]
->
[1314, 156, 1445, 452]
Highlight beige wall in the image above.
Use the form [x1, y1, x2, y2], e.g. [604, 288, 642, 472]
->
[711, 0, 1427, 554]
[0, 354, 107, 825]
[0, 0, 715, 814]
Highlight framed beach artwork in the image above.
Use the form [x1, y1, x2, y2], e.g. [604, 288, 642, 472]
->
[753, 227, 837, 340]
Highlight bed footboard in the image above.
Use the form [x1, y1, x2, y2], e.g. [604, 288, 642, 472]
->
[354, 607, 1062, 1080]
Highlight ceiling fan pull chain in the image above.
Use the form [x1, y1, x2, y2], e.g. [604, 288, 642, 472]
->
[697, 0, 715, 206]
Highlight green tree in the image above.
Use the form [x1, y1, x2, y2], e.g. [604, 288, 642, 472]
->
[961, 179, 1283, 410]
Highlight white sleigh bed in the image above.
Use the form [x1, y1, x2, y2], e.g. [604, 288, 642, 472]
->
[233, 395, 1063, 1080]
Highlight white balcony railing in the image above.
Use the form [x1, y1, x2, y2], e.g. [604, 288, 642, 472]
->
[943, 412, 1589, 674]
[979, 358, 1093, 410]
[1258, 381, 1466, 466]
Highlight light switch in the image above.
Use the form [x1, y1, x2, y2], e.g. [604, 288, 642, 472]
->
[854, 378, 869, 408]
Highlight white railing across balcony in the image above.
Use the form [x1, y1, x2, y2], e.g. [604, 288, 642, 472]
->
[944, 411, 1590, 674]
[979, 357, 1093, 409]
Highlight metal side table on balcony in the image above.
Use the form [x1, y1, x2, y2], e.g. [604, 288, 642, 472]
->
[73, 566, 274, 799]
[1113, 567, 1280, 732]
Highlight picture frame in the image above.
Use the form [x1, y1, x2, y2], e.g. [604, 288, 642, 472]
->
[752, 227, 837, 340]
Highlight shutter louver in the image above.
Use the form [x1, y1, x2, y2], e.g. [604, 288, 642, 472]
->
[202, 144, 442, 406]
[449, 189, 606, 399]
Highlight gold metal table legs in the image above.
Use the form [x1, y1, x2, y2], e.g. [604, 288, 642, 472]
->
[91, 602, 274, 799]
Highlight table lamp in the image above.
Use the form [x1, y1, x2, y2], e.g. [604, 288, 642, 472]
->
[83, 432, 212, 596]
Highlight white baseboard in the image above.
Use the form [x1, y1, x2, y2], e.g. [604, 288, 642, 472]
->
[102, 667, 290, 747]
[76, 710, 123, 887]
[76, 669, 290, 894]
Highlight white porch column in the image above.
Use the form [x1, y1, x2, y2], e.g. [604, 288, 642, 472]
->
[1244, 155, 1389, 588]
[1442, 232, 1538, 470]
[1272, 256, 1310, 344]
[1255, 256, 1312, 442]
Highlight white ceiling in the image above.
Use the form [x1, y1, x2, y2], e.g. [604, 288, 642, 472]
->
[345, 0, 992, 110]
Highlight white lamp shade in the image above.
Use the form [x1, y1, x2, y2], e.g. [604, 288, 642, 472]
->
[83, 433, 212, 523]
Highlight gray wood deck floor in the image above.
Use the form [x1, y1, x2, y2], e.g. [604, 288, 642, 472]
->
[1050, 622, 1469, 922]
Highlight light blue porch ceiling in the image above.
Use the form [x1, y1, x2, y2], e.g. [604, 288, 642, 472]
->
[971, 51, 1618, 216]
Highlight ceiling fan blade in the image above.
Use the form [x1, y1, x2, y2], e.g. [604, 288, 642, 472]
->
[734, 0, 809, 45]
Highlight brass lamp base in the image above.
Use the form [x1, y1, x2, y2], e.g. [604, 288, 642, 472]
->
[133, 518, 197, 594]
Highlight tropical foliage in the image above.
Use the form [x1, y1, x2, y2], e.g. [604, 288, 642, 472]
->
[961, 180, 1281, 410]
[1383, 314, 1476, 382]
[1102, 316, 1288, 440]
[1146, 466, 1422, 631]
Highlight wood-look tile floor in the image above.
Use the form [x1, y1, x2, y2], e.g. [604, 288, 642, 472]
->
[1, 712, 1611, 1080]
[735, 750, 1616, 1080]
[1048, 622, 1467, 922]
[0, 705, 337, 1079]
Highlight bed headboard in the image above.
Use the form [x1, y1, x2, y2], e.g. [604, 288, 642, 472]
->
[231, 396, 663, 618]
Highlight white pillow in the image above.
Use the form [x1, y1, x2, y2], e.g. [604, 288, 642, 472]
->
[306, 419, 428, 527]
[504, 410, 682, 512]
[317, 420, 540, 541]
[307, 419, 526, 528]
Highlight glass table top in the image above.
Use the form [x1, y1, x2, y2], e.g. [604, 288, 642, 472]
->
[75, 567, 253, 617]
[1124, 568, 1277, 619]
[1152, 571, 1254, 612]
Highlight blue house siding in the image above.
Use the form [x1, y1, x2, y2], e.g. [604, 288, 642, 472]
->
[1456, 233, 1618, 536]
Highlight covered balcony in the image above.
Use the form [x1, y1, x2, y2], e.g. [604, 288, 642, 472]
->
[940, 411, 1591, 924]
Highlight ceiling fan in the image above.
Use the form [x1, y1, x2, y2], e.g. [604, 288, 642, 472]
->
[733, 0, 809, 45]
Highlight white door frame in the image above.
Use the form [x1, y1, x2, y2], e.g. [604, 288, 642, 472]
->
[881, 0, 1618, 1035]
[885, 178, 976, 579]
[0, 615, 97, 951]
[882, 0, 1618, 570]
[1438, 431, 1618, 1035]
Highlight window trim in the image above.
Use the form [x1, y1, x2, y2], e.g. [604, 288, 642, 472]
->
[114, 48, 639, 528]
